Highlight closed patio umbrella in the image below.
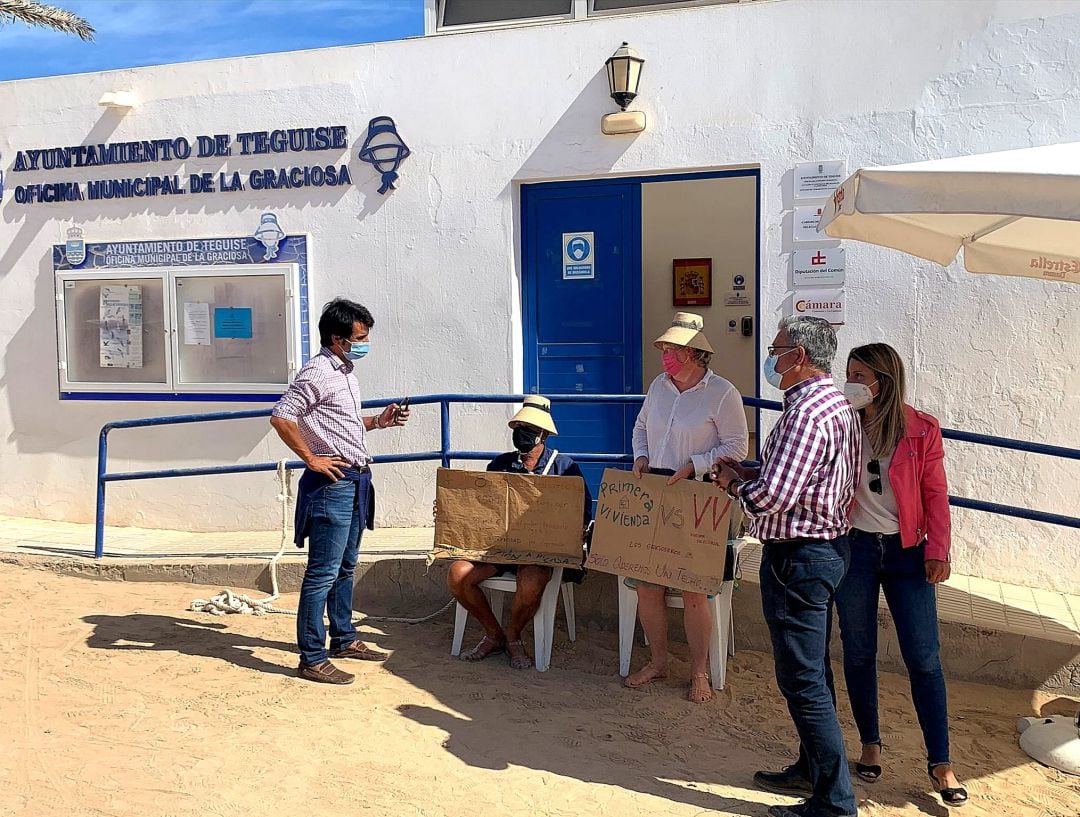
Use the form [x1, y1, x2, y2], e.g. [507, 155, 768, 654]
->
[818, 142, 1080, 285]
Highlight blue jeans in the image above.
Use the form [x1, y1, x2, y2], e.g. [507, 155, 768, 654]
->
[296, 472, 371, 665]
[761, 536, 856, 817]
[835, 529, 950, 766]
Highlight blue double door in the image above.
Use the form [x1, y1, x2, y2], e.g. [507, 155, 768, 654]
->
[522, 182, 642, 496]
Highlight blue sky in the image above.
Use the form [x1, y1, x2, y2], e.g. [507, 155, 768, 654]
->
[0, 0, 424, 81]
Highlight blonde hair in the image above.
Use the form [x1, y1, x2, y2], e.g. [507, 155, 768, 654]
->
[848, 343, 906, 458]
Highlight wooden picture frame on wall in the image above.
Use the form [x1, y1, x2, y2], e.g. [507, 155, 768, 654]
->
[672, 258, 712, 307]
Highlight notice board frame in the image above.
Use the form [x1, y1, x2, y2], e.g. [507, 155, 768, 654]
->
[52, 233, 310, 401]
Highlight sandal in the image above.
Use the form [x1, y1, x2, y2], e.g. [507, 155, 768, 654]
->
[507, 640, 534, 670]
[855, 763, 882, 782]
[687, 672, 714, 703]
[623, 662, 669, 689]
[928, 763, 968, 807]
[460, 634, 505, 662]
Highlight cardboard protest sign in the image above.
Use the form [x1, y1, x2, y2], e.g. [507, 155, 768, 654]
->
[587, 468, 732, 594]
[431, 467, 585, 567]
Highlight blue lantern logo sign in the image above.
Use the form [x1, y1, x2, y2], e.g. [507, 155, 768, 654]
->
[359, 116, 411, 194]
[253, 213, 285, 261]
[65, 226, 86, 266]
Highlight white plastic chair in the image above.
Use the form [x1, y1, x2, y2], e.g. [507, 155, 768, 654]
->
[617, 539, 744, 690]
[450, 566, 577, 672]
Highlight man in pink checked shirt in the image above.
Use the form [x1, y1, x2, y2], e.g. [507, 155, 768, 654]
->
[712, 316, 861, 817]
[271, 298, 409, 686]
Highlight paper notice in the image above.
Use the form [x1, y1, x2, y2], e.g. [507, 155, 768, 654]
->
[99, 284, 143, 369]
[183, 302, 212, 346]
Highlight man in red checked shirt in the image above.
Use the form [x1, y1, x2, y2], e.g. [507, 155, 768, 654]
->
[712, 316, 861, 817]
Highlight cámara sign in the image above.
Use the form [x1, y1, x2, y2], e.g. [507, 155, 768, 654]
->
[791, 288, 846, 325]
[8, 125, 363, 205]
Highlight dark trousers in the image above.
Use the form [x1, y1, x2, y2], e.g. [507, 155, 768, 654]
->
[761, 536, 856, 817]
[835, 529, 950, 765]
[296, 472, 371, 665]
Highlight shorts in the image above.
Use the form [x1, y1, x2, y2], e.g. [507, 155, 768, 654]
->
[491, 564, 586, 584]
[622, 576, 716, 599]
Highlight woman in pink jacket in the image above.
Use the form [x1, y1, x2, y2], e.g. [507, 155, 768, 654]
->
[838, 343, 968, 807]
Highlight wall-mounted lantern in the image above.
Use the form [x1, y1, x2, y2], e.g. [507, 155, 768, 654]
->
[602, 43, 646, 135]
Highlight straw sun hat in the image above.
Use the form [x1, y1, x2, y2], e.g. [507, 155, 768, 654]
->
[653, 312, 714, 353]
[508, 395, 558, 435]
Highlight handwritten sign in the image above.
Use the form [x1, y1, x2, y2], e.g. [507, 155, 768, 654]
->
[587, 469, 733, 594]
[431, 468, 585, 567]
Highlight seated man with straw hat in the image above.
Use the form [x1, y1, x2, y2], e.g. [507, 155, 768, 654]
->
[445, 396, 593, 670]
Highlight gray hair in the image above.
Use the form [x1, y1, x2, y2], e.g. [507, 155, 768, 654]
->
[689, 347, 713, 368]
[778, 316, 836, 372]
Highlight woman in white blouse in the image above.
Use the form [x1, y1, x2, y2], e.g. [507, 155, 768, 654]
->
[624, 312, 749, 703]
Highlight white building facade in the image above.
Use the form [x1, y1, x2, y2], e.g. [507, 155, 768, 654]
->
[0, 0, 1077, 591]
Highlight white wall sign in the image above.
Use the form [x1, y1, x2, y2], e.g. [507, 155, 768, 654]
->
[793, 248, 846, 287]
[791, 288, 845, 325]
[562, 232, 594, 279]
[792, 205, 827, 242]
[794, 160, 847, 200]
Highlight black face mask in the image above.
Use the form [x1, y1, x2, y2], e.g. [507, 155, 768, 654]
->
[512, 427, 542, 454]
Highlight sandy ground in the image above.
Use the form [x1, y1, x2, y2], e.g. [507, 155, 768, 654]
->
[1, 563, 1078, 817]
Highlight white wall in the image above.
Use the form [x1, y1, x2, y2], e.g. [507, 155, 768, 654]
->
[1, 0, 1078, 590]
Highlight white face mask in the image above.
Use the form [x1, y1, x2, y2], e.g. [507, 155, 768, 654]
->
[844, 381, 877, 410]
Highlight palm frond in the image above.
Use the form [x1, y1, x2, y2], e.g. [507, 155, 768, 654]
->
[0, 0, 95, 41]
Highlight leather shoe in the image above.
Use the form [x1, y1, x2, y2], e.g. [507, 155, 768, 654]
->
[297, 660, 355, 685]
[754, 765, 813, 797]
[767, 805, 856, 817]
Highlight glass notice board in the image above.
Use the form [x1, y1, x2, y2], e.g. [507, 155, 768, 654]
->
[61, 276, 170, 384]
[173, 273, 290, 385]
[55, 264, 303, 398]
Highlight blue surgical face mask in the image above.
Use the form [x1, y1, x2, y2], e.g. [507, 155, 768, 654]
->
[342, 340, 369, 361]
[763, 348, 796, 389]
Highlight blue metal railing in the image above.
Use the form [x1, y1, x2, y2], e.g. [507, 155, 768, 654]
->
[93, 393, 1080, 558]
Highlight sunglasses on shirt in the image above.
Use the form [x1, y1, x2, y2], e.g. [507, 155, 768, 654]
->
[867, 459, 883, 495]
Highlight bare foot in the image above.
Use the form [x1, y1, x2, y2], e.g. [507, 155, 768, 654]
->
[688, 673, 714, 703]
[623, 661, 669, 688]
[459, 634, 505, 662]
[507, 640, 533, 670]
